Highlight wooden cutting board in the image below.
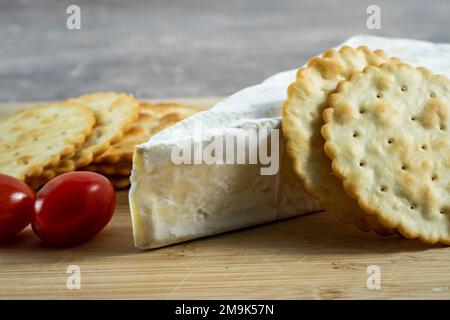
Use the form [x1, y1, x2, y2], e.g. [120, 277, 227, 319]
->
[0, 98, 449, 300]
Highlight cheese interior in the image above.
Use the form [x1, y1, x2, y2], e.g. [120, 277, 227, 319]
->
[129, 128, 321, 249]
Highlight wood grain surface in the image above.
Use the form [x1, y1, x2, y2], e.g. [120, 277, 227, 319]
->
[2, 192, 450, 300]
[1, 99, 450, 299]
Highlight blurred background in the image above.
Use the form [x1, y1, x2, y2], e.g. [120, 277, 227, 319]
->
[0, 0, 448, 101]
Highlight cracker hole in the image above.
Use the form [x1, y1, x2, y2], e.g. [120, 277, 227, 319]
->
[430, 92, 436, 98]
[359, 161, 366, 167]
[376, 93, 382, 99]
[421, 144, 428, 150]
[440, 208, 446, 214]
[431, 175, 438, 181]
[380, 186, 387, 192]
[401, 165, 408, 171]
[359, 108, 366, 114]
[387, 138, 394, 144]
[410, 205, 416, 210]
[401, 85, 408, 92]
[440, 125, 446, 131]
[411, 117, 416, 122]
[352, 132, 360, 138]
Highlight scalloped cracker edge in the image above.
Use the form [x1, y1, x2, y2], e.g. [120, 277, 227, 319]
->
[93, 102, 202, 164]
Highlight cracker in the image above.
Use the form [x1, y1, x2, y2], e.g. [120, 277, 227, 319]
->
[0, 101, 95, 181]
[93, 102, 202, 164]
[26, 171, 55, 191]
[322, 63, 450, 244]
[27, 162, 133, 190]
[140, 101, 202, 119]
[66, 92, 140, 167]
[282, 46, 400, 234]
[83, 161, 132, 176]
[34, 92, 139, 184]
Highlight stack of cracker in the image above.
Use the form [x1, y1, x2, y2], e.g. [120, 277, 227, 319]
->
[0, 92, 201, 190]
[83, 101, 202, 188]
[283, 46, 450, 244]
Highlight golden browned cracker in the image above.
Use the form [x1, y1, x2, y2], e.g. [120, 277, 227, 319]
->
[83, 161, 132, 176]
[107, 175, 130, 189]
[93, 102, 201, 164]
[323, 63, 450, 244]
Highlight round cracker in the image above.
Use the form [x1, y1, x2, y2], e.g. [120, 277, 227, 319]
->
[65, 92, 140, 168]
[0, 101, 95, 181]
[93, 102, 202, 164]
[322, 63, 450, 244]
[282, 46, 399, 235]
[33, 92, 139, 186]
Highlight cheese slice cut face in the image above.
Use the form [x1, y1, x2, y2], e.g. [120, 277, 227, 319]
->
[130, 118, 321, 249]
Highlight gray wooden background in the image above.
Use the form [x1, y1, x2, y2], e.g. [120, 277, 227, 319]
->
[0, 0, 448, 102]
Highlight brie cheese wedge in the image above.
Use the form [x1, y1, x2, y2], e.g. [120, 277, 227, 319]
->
[129, 114, 321, 249]
[129, 35, 450, 249]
